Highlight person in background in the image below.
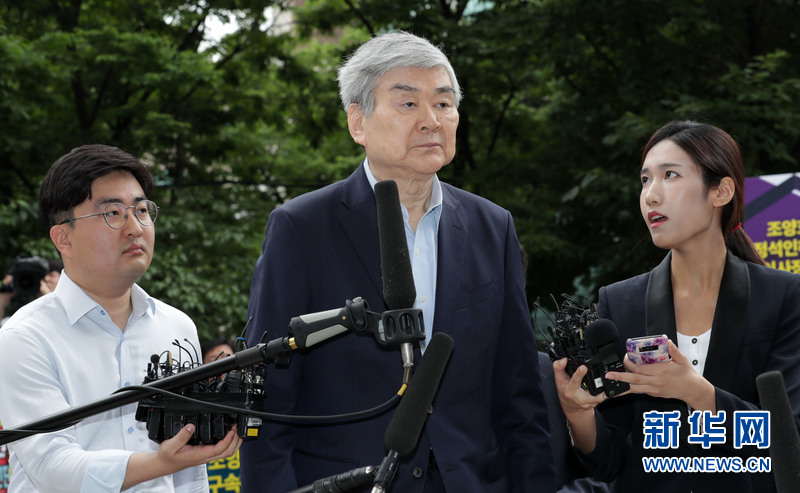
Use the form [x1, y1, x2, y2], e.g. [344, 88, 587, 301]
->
[202, 338, 236, 365]
[202, 337, 237, 381]
[0, 144, 241, 492]
[554, 120, 800, 492]
[0, 258, 62, 326]
[240, 31, 555, 493]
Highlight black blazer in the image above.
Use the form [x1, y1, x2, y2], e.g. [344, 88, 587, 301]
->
[240, 164, 556, 493]
[580, 252, 800, 493]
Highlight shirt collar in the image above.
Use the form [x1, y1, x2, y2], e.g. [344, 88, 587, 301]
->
[55, 270, 156, 325]
[363, 158, 443, 215]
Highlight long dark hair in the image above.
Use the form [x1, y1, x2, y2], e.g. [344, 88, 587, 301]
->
[642, 120, 766, 265]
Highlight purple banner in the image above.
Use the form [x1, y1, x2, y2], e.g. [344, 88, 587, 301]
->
[744, 173, 800, 273]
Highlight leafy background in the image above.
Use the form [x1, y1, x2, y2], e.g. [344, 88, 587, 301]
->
[2, 0, 799, 345]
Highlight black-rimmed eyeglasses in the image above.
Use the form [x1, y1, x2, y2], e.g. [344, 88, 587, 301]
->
[60, 200, 159, 230]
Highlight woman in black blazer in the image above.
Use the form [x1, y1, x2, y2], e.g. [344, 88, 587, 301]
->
[554, 120, 800, 492]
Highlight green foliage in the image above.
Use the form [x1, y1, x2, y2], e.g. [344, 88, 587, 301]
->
[2, 0, 800, 343]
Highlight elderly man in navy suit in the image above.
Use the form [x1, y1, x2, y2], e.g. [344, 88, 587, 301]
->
[240, 31, 556, 493]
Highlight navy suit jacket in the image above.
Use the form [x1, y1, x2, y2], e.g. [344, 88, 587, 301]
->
[537, 352, 611, 493]
[240, 164, 556, 493]
[580, 252, 800, 493]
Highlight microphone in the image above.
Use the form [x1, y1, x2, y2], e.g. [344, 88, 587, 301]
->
[375, 180, 423, 378]
[286, 465, 377, 493]
[756, 370, 800, 492]
[372, 332, 454, 492]
[582, 319, 629, 397]
[375, 180, 417, 310]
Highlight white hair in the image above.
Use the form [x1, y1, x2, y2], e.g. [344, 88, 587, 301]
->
[337, 31, 462, 116]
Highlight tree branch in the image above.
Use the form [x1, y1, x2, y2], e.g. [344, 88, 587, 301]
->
[343, 0, 375, 35]
[487, 81, 517, 159]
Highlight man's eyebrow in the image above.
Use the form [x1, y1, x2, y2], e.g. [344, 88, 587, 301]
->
[389, 84, 456, 96]
[95, 195, 147, 206]
[390, 83, 419, 93]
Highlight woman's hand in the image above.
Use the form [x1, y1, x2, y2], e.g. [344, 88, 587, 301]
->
[553, 358, 608, 453]
[605, 340, 716, 411]
[553, 358, 607, 415]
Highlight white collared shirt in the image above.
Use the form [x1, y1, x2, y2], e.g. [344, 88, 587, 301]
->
[677, 329, 712, 377]
[0, 271, 207, 492]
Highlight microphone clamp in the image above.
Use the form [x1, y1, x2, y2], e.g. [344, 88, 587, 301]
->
[288, 297, 424, 349]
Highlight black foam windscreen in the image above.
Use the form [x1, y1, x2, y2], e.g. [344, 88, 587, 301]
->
[375, 180, 416, 310]
[756, 370, 800, 492]
[582, 319, 620, 350]
[384, 332, 454, 455]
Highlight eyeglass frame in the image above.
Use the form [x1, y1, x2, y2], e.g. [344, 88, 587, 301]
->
[59, 199, 159, 230]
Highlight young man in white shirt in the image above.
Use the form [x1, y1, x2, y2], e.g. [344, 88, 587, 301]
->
[0, 144, 241, 492]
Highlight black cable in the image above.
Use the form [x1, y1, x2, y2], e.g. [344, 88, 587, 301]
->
[116, 384, 403, 424]
[0, 386, 404, 440]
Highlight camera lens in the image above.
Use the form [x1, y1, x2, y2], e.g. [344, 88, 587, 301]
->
[15, 273, 39, 291]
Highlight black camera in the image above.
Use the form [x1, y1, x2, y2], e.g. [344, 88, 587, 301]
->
[1, 256, 50, 313]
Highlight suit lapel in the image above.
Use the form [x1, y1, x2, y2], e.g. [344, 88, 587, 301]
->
[432, 185, 467, 334]
[338, 163, 384, 303]
[645, 251, 750, 391]
[645, 253, 677, 342]
[704, 253, 749, 391]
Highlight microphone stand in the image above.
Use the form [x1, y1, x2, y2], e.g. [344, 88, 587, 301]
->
[0, 337, 294, 446]
[1, 297, 425, 447]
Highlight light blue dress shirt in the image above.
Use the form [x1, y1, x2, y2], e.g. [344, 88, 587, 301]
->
[364, 159, 441, 351]
[0, 271, 208, 492]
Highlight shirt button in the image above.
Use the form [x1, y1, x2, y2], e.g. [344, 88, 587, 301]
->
[124, 382, 131, 387]
[692, 359, 699, 366]
[415, 248, 421, 256]
[412, 467, 423, 478]
[692, 337, 698, 344]
[419, 296, 426, 303]
[127, 427, 134, 433]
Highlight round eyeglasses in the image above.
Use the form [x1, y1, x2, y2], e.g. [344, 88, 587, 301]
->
[60, 200, 159, 230]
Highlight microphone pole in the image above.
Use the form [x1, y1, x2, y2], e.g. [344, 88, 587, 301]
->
[0, 337, 296, 445]
[287, 465, 377, 493]
[3, 294, 402, 447]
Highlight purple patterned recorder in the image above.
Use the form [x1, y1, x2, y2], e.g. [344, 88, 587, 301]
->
[626, 334, 670, 364]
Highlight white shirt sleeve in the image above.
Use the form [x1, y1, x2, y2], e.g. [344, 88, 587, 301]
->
[171, 465, 209, 493]
[0, 327, 131, 492]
